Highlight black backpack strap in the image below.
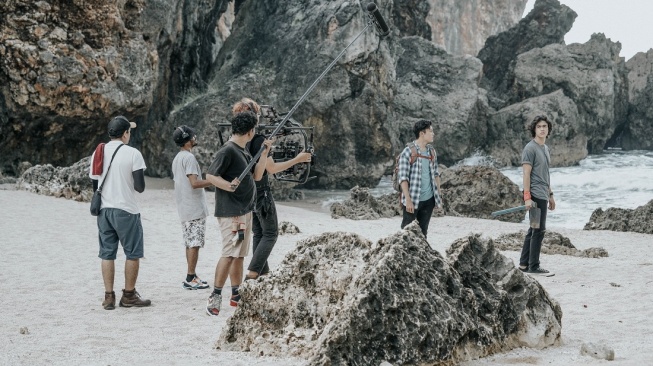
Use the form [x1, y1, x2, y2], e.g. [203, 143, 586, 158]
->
[97, 144, 124, 191]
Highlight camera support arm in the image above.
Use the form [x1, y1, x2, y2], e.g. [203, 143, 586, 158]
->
[232, 21, 374, 188]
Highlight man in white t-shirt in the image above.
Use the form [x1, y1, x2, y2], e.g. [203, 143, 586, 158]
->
[172, 125, 212, 290]
[89, 116, 151, 310]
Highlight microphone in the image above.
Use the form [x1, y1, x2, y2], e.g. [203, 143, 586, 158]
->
[366, 2, 390, 37]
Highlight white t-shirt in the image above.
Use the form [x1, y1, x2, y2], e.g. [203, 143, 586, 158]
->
[172, 150, 209, 222]
[89, 140, 147, 214]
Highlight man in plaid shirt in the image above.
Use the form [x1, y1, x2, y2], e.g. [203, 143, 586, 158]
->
[398, 120, 442, 237]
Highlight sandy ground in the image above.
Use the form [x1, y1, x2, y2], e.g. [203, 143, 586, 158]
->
[1, 178, 652, 365]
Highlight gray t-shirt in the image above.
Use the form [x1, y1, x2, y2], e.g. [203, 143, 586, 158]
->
[172, 150, 209, 222]
[521, 139, 551, 200]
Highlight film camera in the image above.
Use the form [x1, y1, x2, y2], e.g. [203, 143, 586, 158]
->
[218, 105, 316, 184]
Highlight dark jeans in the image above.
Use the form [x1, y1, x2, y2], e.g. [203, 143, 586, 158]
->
[520, 196, 548, 270]
[401, 196, 436, 237]
[248, 191, 278, 275]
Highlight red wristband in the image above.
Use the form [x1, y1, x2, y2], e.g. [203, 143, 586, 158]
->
[523, 191, 531, 201]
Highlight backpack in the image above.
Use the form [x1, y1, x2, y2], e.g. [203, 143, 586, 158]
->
[391, 142, 435, 192]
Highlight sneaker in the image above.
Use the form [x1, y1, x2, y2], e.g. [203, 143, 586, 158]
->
[230, 294, 241, 307]
[102, 291, 115, 310]
[206, 293, 222, 316]
[527, 267, 554, 277]
[183, 276, 210, 290]
[119, 289, 152, 307]
[518, 266, 527, 272]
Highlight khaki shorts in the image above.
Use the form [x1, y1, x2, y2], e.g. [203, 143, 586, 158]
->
[217, 213, 252, 258]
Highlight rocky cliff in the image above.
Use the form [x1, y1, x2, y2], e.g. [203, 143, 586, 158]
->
[0, 0, 232, 175]
[2, 0, 652, 191]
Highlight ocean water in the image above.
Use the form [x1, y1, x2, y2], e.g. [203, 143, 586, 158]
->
[299, 150, 653, 229]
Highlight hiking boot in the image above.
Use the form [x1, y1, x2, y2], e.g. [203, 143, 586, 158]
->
[119, 289, 152, 307]
[527, 267, 553, 276]
[102, 291, 115, 310]
[206, 293, 222, 316]
[230, 294, 241, 307]
[183, 276, 210, 290]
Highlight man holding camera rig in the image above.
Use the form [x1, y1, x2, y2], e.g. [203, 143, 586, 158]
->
[232, 98, 312, 289]
[204, 111, 271, 316]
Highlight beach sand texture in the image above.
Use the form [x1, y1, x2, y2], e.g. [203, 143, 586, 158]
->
[1, 181, 652, 365]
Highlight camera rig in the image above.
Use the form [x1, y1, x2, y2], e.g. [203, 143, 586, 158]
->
[218, 105, 316, 184]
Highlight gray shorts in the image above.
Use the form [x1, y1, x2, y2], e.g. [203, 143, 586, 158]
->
[181, 217, 206, 248]
[97, 208, 144, 260]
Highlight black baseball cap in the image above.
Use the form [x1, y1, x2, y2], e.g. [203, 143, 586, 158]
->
[108, 116, 137, 138]
[173, 125, 196, 146]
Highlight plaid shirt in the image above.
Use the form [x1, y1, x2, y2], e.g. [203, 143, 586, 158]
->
[398, 142, 442, 208]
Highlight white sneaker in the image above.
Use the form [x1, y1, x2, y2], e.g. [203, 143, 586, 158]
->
[206, 293, 222, 316]
[183, 277, 210, 290]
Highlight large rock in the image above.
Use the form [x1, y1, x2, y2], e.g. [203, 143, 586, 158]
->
[16, 156, 92, 201]
[486, 90, 585, 167]
[478, 0, 576, 108]
[217, 226, 562, 365]
[618, 49, 653, 150]
[511, 35, 629, 155]
[391, 37, 491, 166]
[164, 0, 520, 187]
[494, 231, 609, 258]
[0, 0, 232, 175]
[440, 165, 524, 222]
[330, 186, 403, 220]
[331, 166, 523, 222]
[584, 200, 653, 234]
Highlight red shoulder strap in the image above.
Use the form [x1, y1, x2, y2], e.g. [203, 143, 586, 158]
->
[91, 143, 106, 175]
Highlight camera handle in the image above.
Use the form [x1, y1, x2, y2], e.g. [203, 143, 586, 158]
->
[231, 20, 377, 189]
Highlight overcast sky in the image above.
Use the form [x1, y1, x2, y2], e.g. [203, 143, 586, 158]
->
[523, 0, 652, 60]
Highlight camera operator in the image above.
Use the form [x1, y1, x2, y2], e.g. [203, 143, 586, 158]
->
[233, 98, 311, 286]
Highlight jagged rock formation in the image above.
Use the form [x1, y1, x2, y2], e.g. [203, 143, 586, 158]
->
[217, 225, 562, 365]
[278, 221, 300, 235]
[494, 231, 609, 258]
[0, 0, 233, 175]
[440, 165, 524, 222]
[511, 35, 629, 155]
[619, 49, 653, 150]
[584, 200, 653, 234]
[16, 156, 92, 201]
[480, 0, 629, 164]
[478, 0, 576, 108]
[331, 166, 523, 222]
[486, 90, 584, 167]
[3, 0, 652, 192]
[330, 186, 404, 219]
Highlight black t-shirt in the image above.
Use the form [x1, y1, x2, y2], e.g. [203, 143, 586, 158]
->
[247, 134, 271, 190]
[206, 141, 255, 217]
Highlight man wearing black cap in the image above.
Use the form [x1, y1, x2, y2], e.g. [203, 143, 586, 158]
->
[89, 115, 151, 310]
[171, 125, 212, 290]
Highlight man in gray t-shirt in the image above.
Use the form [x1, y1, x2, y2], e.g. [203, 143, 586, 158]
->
[172, 126, 213, 290]
[519, 115, 557, 276]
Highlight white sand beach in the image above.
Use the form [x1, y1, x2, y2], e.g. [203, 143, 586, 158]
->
[1, 179, 652, 365]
